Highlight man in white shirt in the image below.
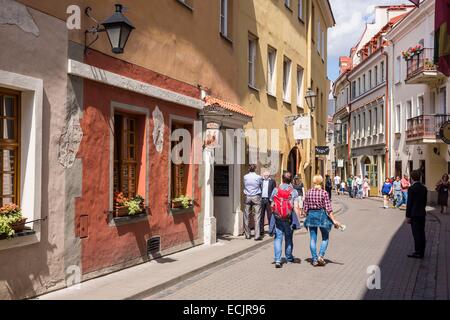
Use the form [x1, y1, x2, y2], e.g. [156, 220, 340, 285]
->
[334, 175, 341, 195]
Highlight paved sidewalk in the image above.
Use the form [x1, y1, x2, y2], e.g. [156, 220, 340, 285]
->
[35, 199, 343, 300]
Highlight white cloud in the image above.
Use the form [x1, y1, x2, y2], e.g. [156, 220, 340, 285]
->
[328, 0, 408, 80]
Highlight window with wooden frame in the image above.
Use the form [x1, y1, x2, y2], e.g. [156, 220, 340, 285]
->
[114, 113, 138, 199]
[0, 88, 20, 207]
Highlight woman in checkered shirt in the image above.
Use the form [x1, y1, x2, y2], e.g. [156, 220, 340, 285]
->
[303, 175, 341, 267]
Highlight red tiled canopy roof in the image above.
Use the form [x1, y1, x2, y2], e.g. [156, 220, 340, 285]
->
[204, 96, 253, 118]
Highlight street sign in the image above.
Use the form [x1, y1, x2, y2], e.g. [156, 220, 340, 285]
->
[439, 121, 450, 144]
[315, 146, 330, 156]
[293, 115, 312, 140]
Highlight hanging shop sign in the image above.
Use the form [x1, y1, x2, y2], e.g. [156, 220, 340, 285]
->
[439, 121, 450, 145]
[293, 115, 312, 140]
[315, 146, 330, 156]
[337, 159, 344, 168]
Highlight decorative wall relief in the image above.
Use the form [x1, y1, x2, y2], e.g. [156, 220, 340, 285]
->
[152, 106, 164, 153]
[0, 0, 40, 37]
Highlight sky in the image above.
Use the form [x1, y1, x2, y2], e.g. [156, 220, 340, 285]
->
[327, 0, 410, 81]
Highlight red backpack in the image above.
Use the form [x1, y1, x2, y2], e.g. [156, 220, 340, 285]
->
[272, 187, 294, 221]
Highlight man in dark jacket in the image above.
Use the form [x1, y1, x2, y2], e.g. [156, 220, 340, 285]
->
[260, 170, 277, 238]
[406, 170, 428, 259]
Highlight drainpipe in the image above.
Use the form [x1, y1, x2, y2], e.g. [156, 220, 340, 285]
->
[381, 49, 390, 180]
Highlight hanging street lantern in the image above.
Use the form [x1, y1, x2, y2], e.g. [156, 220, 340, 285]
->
[85, 4, 135, 55]
[305, 88, 317, 113]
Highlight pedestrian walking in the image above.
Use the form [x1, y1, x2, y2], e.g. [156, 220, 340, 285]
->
[269, 172, 301, 268]
[293, 175, 306, 208]
[356, 175, 363, 199]
[347, 176, 354, 198]
[260, 170, 277, 237]
[396, 175, 411, 208]
[406, 170, 428, 259]
[334, 174, 341, 195]
[352, 176, 358, 199]
[381, 178, 393, 209]
[243, 164, 263, 240]
[393, 176, 402, 208]
[436, 173, 449, 214]
[303, 175, 342, 267]
[325, 175, 333, 200]
[340, 181, 346, 194]
[363, 175, 370, 198]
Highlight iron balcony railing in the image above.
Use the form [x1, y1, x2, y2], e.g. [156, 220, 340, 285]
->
[406, 114, 450, 141]
[406, 48, 437, 80]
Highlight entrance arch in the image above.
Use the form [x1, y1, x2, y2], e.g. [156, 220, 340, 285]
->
[287, 147, 301, 177]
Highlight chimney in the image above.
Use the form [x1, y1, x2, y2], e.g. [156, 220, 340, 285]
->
[339, 57, 352, 74]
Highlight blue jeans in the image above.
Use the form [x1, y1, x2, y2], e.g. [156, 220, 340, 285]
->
[309, 227, 330, 262]
[274, 219, 294, 263]
[397, 191, 408, 207]
[394, 191, 402, 207]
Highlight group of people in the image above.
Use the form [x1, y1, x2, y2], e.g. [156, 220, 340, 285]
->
[326, 174, 371, 200]
[381, 175, 411, 209]
[243, 165, 342, 268]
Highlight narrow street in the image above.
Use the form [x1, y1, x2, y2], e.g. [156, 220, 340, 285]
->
[145, 195, 448, 300]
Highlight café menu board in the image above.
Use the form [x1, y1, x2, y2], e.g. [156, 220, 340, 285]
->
[214, 166, 229, 197]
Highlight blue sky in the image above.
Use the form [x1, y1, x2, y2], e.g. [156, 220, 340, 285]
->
[328, 0, 410, 81]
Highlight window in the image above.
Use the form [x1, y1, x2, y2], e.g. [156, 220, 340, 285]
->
[357, 114, 361, 138]
[296, 66, 304, 107]
[0, 89, 20, 207]
[395, 104, 401, 133]
[298, 0, 304, 21]
[417, 95, 424, 116]
[409, 160, 413, 176]
[381, 61, 385, 82]
[352, 116, 356, 140]
[369, 70, 372, 89]
[220, 0, 231, 38]
[267, 46, 277, 95]
[317, 20, 321, 54]
[374, 66, 378, 86]
[374, 107, 378, 134]
[170, 121, 194, 204]
[321, 30, 325, 59]
[176, 0, 193, 9]
[363, 74, 366, 92]
[283, 56, 292, 102]
[368, 110, 372, 136]
[395, 161, 402, 178]
[406, 100, 413, 120]
[438, 86, 447, 114]
[114, 114, 140, 200]
[343, 123, 348, 144]
[284, 0, 291, 9]
[362, 112, 366, 137]
[395, 56, 401, 84]
[248, 35, 257, 88]
[358, 78, 361, 96]
[352, 81, 356, 99]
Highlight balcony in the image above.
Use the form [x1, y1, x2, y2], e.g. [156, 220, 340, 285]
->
[405, 48, 447, 85]
[406, 114, 450, 144]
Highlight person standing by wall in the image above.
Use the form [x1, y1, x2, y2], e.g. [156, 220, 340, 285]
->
[347, 175, 354, 198]
[260, 170, 277, 238]
[436, 173, 449, 214]
[356, 175, 364, 199]
[243, 164, 263, 240]
[406, 170, 428, 259]
[303, 175, 341, 267]
[363, 175, 370, 198]
[269, 172, 301, 268]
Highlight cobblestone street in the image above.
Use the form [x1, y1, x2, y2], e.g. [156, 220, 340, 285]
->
[145, 195, 450, 300]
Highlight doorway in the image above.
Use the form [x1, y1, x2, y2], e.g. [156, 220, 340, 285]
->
[287, 147, 300, 177]
[214, 165, 234, 235]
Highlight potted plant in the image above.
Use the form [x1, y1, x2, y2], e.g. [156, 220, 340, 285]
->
[171, 195, 193, 209]
[0, 204, 26, 239]
[113, 192, 145, 217]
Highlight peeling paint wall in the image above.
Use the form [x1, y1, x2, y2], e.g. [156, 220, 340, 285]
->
[0, 6, 68, 299]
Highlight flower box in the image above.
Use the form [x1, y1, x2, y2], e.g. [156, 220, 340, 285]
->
[114, 206, 129, 217]
[11, 218, 28, 233]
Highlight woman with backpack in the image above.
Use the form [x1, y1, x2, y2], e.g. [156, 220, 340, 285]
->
[381, 178, 393, 209]
[302, 175, 342, 267]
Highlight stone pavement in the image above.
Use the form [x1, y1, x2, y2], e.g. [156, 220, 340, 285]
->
[144, 195, 450, 300]
[35, 199, 342, 300]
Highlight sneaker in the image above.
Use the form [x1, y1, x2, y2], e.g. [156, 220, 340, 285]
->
[317, 256, 326, 266]
[275, 262, 282, 268]
[312, 260, 319, 267]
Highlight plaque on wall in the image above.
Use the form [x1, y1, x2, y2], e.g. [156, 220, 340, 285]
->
[214, 166, 230, 197]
